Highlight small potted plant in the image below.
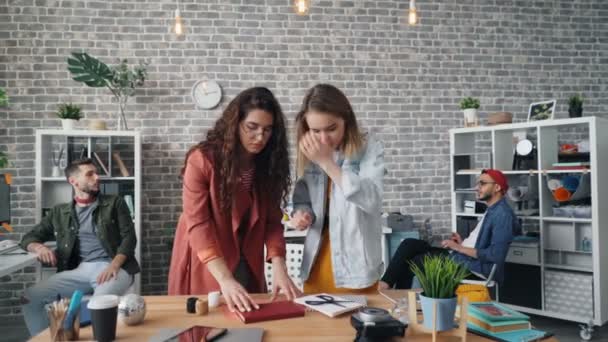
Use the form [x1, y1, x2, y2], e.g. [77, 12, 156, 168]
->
[459, 97, 480, 127]
[568, 94, 584, 118]
[67, 52, 147, 130]
[56, 103, 83, 130]
[410, 255, 470, 331]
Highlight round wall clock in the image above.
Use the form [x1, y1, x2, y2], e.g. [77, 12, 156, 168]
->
[192, 80, 222, 109]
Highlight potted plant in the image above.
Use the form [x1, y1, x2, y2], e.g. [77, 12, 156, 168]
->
[568, 94, 584, 118]
[410, 255, 470, 331]
[56, 103, 83, 130]
[459, 97, 480, 127]
[67, 52, 147, 130]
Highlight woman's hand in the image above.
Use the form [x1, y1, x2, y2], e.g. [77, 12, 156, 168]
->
[299, 133, 334, 168]
[270, 257, 302, 301]
[218, 276, 260, 312]
[290, 210, 312, 231]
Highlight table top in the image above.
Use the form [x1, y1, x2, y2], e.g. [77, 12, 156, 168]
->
[0, 251, 38, 278]
[30, 293, 559, 342]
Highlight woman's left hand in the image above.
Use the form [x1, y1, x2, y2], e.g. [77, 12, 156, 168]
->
[300, 133, 334, 168]
[270, 258, 302, 301]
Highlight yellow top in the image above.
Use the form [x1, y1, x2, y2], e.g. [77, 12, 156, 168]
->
[303, 180, 377, 294]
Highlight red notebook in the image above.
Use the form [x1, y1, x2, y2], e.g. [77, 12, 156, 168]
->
[223, 300, 306, 324]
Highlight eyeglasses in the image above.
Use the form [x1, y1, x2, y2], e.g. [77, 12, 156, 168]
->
[476, 180, 496, 187]
[241, 122, 273, 138]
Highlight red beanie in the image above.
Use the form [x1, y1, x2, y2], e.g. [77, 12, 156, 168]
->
[482, 169, 509, 194]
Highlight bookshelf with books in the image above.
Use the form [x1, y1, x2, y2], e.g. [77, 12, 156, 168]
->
[450, 117, 608, 328]
[35, 129, 141, 294]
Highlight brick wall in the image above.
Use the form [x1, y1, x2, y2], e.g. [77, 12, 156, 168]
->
[1, 0, 606, 320]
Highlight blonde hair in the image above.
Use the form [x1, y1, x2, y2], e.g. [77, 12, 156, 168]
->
[295, 84, 363, 177]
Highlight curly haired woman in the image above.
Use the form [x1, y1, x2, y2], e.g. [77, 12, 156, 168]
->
[168, 87, 300, 312]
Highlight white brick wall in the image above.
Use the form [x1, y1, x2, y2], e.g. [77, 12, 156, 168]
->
[0, 0, 607, 319]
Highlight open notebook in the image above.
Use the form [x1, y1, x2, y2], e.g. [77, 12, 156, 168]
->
[294, 293, 365, 318]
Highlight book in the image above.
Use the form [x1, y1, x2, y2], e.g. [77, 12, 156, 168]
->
[223, 300, 305, 324]
[468, 302, 529, 322]
[112, 152, 130, 177]
[92, 152, 110, 176]
[294, 293, 364, 318]
[468, 322, 553, 342]
[467, 313, 530, 333]
[0, 239, 20, 255]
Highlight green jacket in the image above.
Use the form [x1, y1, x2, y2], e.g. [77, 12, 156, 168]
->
[20, 195, 140, 275]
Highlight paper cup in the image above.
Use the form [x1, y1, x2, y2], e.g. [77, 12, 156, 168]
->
[88, 295, 119, 342]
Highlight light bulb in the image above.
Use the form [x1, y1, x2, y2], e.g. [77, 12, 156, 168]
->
[173, 9, 184, 36]
[294, 0, 309, 16]
[408, 0, 417, 25]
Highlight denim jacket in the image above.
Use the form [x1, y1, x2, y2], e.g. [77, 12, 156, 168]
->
[451, 197, 520, 284]
[292, 136, 384, 288]
[20, 195, 140, 275]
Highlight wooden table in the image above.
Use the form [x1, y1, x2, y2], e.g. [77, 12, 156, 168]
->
[31, 294, 555, 341]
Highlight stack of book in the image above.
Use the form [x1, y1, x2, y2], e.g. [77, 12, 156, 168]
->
[466, 302, 552, 342]
[552, 162, 590, 170]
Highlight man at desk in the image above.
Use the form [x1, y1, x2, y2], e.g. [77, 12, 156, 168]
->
[379, 169, 519, 290]
[19, 159, 140, 336]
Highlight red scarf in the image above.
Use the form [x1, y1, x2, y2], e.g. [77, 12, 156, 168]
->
[74, 196, 96, 205]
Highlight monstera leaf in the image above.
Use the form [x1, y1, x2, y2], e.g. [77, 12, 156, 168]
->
[67, 52, 113, 87]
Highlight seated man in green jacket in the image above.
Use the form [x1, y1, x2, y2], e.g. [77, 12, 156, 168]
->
[20, 158, 140, 336]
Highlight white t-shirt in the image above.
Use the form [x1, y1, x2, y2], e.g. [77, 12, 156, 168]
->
[461, 215, 485, 248]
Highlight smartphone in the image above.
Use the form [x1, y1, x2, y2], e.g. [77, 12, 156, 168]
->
[163, 326, 227, 342]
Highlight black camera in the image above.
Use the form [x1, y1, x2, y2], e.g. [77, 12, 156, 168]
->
[350, 307, 406, 342]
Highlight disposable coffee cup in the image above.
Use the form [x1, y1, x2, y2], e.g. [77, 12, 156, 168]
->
[87, 295, 119, 342]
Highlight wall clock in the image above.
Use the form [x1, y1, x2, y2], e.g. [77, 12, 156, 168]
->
[192, 80, 222, 109]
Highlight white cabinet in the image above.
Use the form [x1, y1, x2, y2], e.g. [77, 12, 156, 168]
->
[35, 129, 141, 294]
[450, 117, 608, 325]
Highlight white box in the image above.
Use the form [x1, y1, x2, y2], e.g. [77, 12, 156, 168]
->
[544, 222, 575, 251]
[506, 243, 539, 265]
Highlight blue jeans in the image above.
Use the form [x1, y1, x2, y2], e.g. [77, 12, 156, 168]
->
[22, 261, 133, 336]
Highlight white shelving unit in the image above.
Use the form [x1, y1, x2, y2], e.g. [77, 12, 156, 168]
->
[35, 129, 141, 294]
[450, 117, 608, 326]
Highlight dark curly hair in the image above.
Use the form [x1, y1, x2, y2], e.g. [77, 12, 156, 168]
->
[181, 87, 291, 211]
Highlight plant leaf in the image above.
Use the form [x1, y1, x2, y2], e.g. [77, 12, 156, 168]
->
[67, 52, 113, 88]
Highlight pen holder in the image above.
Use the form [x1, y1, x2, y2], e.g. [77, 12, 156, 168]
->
[47, 301, 80, 341]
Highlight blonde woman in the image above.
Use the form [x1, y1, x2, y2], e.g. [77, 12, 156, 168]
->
[290, 84, 384, 293]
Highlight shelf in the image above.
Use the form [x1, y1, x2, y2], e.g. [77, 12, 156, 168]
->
[454, 189, 476, 193]
[455, 169, 482, 175]
[542, 217, 592, 223]
[501, 170, 538, 175]
[544, 248, 592, 255]
[544, 264, 592, 272]
[41, 177, 135, 182]
[455, 212, 484, 217]
[515, 215, 540, 220]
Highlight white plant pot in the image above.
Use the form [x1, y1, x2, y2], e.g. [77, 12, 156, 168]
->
[463, 109, 478, 127]
[61, 119, 76, 130]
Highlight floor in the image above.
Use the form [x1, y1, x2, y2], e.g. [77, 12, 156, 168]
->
[3, 313, 608, 342]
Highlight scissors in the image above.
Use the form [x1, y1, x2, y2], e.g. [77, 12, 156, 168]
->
[304, 295, 353, 308]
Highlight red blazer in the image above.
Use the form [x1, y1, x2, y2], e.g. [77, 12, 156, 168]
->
[168, 149, 286, 295]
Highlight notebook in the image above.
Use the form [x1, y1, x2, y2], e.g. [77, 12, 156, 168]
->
[150, 327, 264, 342]
[294, 293, 365, 318]
[223, 300, 306, 324]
